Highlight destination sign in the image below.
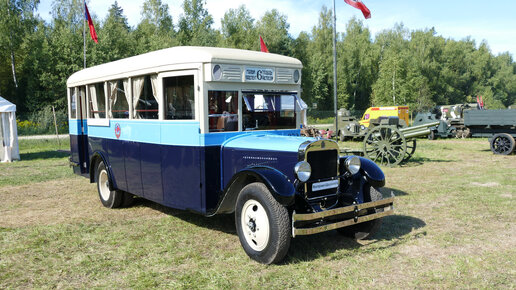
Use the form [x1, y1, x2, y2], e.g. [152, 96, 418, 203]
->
[245, 67, 275, 82]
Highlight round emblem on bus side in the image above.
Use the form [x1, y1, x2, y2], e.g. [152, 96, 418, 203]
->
[115, 123, 121, 139]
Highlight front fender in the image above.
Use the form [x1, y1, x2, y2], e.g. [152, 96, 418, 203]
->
[358, 157, 385, 188]
[209, 167, 296, 216]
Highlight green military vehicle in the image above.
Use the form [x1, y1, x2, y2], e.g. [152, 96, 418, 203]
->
[413, 103, 479, 139]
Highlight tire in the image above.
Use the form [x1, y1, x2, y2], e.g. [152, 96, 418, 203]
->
[235, 182, 291, 264]
[490, 133, 515, 155]
[96, 161, 123, 208]
[339, 131, 346, 142]
[337, 185, 383, 240]
[428, 130, 436, 140]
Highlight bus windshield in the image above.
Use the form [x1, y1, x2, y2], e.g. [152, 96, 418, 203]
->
[242, 92, 297, 131]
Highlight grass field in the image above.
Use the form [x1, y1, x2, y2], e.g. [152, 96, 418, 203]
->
[1, 138, 515, 288]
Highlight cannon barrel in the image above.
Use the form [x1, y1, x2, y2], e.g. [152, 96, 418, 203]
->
[399, 121, 440, 139]
[400, 121, 440, 132]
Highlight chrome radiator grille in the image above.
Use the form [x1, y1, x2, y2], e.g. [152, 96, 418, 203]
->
[302, 140, 340, 200]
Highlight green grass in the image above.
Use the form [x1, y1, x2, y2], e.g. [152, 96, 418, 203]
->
[0, 138, 72, 187]
[0, 138, 515, 288]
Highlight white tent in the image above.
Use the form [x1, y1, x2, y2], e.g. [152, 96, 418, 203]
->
[0, 96, 20, 162]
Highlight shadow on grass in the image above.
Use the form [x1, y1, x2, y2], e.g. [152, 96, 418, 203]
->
[20, 150, 70, 161]
[284, 214, 426, 263]
[131, 198, 236, 234]
[132, 197, 425, 263]
[401, 156, 454, 167]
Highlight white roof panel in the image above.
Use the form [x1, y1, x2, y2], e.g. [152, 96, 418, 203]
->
[67, 46, 302, 86]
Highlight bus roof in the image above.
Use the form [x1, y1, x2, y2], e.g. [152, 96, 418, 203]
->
[67, 46, 303, 86]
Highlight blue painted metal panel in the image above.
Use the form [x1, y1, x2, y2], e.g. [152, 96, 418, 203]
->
[222, 134, 311, 152]
[161, 145, 202, 211]
[107, 139, 127, 191]
[222, 147, 298, 189]
[87, 120, 200, 146]
[201, 146, 222, 212]
[68, 119, 88, 135]
[201, 129, 302, 146]
[124, 141, 143, 196]
[141, 143, 163, 203]
[161, 122, 201, 146]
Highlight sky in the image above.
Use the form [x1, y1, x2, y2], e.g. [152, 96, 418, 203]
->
[37, 0, 516, 58]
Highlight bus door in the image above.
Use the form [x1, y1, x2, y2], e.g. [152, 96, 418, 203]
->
[69, 86, 89, 176]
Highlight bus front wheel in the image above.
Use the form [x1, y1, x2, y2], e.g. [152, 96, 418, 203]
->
[96, 161, 123, 208]
[235, 182, 291, 264]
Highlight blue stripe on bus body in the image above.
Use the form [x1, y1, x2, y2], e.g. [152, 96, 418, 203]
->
[68, 119, 88, 135]
[83, 118, 302, 147]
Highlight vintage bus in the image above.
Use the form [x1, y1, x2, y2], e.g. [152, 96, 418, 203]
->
[67, 46, 393, 264]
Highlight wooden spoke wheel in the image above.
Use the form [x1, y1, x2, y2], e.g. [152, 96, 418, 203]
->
[363, 125, 407, 167]
[403, 139, 417, 162]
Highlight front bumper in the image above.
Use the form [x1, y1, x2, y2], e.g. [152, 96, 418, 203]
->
[292, 197, 394, 237]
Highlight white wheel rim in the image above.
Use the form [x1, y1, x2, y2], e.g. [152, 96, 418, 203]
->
[241, 199, 270, 251]
[99, 169, 110, 201]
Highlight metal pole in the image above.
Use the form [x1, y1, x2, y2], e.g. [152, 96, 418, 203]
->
[83, 0, 86, 68]
[52, 106, 61, 148]
[332, 0, 338, 140]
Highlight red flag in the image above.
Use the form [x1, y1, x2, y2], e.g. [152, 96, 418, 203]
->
[344, 0, 371, 19]
[259, 36, 269, 53]
[85, 2, 98, 43]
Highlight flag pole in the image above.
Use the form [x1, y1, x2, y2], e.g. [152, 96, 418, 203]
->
[83, 0, 86, 68]
[332, 0, 338, 140]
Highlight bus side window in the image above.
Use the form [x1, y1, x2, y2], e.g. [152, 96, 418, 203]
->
[208, 91, 238, 132]
[108, 79, 130, 119]
[164, 75, 195, 120]
[69, 88, 77, 119]
[88, 83, 106, 119]
[133, 75, 159, 119]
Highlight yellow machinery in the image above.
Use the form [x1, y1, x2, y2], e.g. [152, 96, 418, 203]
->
[359, 106, 410, 128]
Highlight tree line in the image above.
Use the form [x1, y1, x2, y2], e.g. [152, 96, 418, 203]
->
[1, 0, 516, 121]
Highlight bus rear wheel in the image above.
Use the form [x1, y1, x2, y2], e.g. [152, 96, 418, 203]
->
[96, 161, 123, 208]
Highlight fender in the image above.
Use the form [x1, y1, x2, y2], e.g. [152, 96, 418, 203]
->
[358, 157, 385, 188]
[208, 166, 296, 216]
[89, 151, 117, 191]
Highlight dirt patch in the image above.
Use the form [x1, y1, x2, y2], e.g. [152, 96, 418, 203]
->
[0, 177, 173, 228]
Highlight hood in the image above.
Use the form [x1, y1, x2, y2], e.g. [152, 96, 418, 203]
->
[222, 134, 314, 153]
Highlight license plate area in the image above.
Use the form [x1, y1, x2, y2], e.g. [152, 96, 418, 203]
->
[311, 179, 339, 192]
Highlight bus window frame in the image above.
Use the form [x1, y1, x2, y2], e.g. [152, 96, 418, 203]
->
[159, 70, 199, 122]
[68, 87, 76, 119]
[86, 82, 110, 127]
[107, 78, 131, 120]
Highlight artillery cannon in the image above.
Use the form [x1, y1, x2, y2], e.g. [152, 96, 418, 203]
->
[340, 118, 439, 167]
[361, 121, 440, 166]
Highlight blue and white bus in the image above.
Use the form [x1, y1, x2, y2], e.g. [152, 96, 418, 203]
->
[67, 46, 393, 264]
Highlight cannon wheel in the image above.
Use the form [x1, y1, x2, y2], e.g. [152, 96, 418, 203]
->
[490, 133, 515, 155]
[403, 139, 417, 162]
[363, 125, 407, 167]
